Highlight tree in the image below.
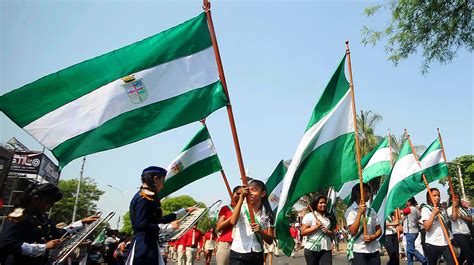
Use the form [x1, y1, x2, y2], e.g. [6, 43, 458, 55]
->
[440, 155, 474, 205]
[362, 0, 473, 74]
[51, 177, 104, 224]
[121, 211, 133, 235]
[357, 110, 383, 156]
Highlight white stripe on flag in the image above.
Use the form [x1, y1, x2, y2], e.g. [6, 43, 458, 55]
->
[365, 147, 391, 168]
[25, 47, 218, 149]
[268, 181, 284, 212]
[388, 154, 421, 191]
[421, 149, 444, 169]
[166, 139, 216, 179]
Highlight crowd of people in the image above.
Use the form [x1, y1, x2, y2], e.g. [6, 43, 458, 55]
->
[0, 166, 472, 265]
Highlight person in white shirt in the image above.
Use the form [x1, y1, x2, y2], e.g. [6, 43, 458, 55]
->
[420, 188, 455, 265]
[447, 193, 473, 265]
[229, 179, 275, 265]
[300, 194, 336, 265]
[344, 183, 382, 265]
[384, 211, 401, 265]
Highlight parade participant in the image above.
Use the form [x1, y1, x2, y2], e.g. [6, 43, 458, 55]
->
[300, 195, 336, 265]
[216, 185, 241, 265]
[420, 188, 454, 265]
[183, 224, 203, 265]
[0, 182, 99, 265]
[263, 237, 276, 265]
[176, 231, 188, 265]
[384, 211, 400, 265]
[447, 193, 473, 265]
[126, 166, 195, 265]
[203, 227, 217, 265]
[345, 183, 382, 265]
[229, 180, 274, 265]
[290, 223, 299, 258]
[401, 197, 427, 265]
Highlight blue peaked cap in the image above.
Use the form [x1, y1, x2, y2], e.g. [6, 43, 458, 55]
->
[142, 166, 167, 176]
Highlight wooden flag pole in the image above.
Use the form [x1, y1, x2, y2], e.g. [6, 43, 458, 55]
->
[406, 133, 459, 265]
[200, 120, 233, 201]
[345, 41, 367, 236]
[203, 0, 255, 223]
[437, 128, 455, 202]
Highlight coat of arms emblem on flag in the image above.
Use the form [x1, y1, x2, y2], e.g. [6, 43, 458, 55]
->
[121, 75, 148, 103]
[170, 160, 184, 175]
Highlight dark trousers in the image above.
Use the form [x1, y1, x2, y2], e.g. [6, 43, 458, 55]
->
[353, 252, 381, 265]
[383, 234, 400, 265]
[229, 250, 264, 265]
[453, 234, 474, 265]
[404, 233, 427, 265]
[424, 243, 455, 265]
[303, 249, 332, 265]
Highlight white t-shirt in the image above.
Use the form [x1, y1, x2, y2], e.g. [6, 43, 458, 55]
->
[231, 202, 271, 253]
[420, 206, 451, 246]
[447, 206, 471, 235]
[301, 211, 332, 251]
[344, 202, 381, 253]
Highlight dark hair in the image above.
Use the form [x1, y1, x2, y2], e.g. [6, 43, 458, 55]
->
[349, 183, 371, 205]
[249, 179, 274, 225]
[448, 193, 461, 207]
[426, 188, 440, 206]
[407, 197, 417, 206]
[141, 166, 167, 192]
[15, 182, 62, 209]
[232, 186, 241, 193]
[310, 195, 337, 230]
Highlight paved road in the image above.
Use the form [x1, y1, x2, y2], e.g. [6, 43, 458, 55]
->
[168, 248, 409, 265]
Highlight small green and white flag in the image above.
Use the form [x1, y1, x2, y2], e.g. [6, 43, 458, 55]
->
[158, 125, 222, 198]
[0, 13, 228, 167]
[93, 228, 106, 245]
[327, 187, 337, 213]
[372, 139, 422, 228]
[265, 160, 289, 214]
[335, 136, 393, 203]
[275, 55, 358, 256]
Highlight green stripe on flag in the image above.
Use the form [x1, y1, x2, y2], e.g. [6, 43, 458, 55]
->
[0, 13, 211, 127]
[266, 160, 288, 194]
[182, 125, 213, 152]
[52, 81, 227, 167]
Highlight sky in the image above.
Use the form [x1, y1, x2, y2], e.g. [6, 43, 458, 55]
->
[1, 0, 472, 228]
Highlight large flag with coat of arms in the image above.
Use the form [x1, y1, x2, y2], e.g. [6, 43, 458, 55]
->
[275, 55, 358, 256]
[0, 13, 228, 167]
[158, 125, 222, 198]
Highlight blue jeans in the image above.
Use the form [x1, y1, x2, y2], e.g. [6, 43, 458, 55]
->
[405, 233, 427, 265]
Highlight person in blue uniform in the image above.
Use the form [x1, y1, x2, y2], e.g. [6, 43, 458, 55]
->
[126, 166, 195, 265]
[0, 182, 99, 265]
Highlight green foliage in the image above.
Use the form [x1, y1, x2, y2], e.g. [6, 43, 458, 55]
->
[161, 195, 198, 215]
[50, 177, 104, 224]
[362, 0, 473, 74]
[441, 155, 474, 204]
[357, 110, 383, 156]
[121, 211, 133, 235]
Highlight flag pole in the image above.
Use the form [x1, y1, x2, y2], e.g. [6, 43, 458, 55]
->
[200, 120, 233, 201]
[406, 133, 459, 265]
[437, 128, 455, 202]
[345, 41, 367, 236]
[203, 0, 254, 223]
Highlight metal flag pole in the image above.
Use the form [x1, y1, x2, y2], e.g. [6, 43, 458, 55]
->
[345, 41, 367, 236]
[72, 156, 86, 223]
[406, 133, 459, 265]
[202, 0, 254, 222]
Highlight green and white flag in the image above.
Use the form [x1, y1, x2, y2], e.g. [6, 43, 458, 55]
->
[419, 138, 449, 185]
[93, 228, 106, 245]
[372, 140, 422, 227]
[265, 160, 289, 214]
[275, 55, 358, 256]
[158, 125, 222, 198]
[327, 187, 337, 213]
[335, 136, 393, 203]
[0, 13, 228, 167]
